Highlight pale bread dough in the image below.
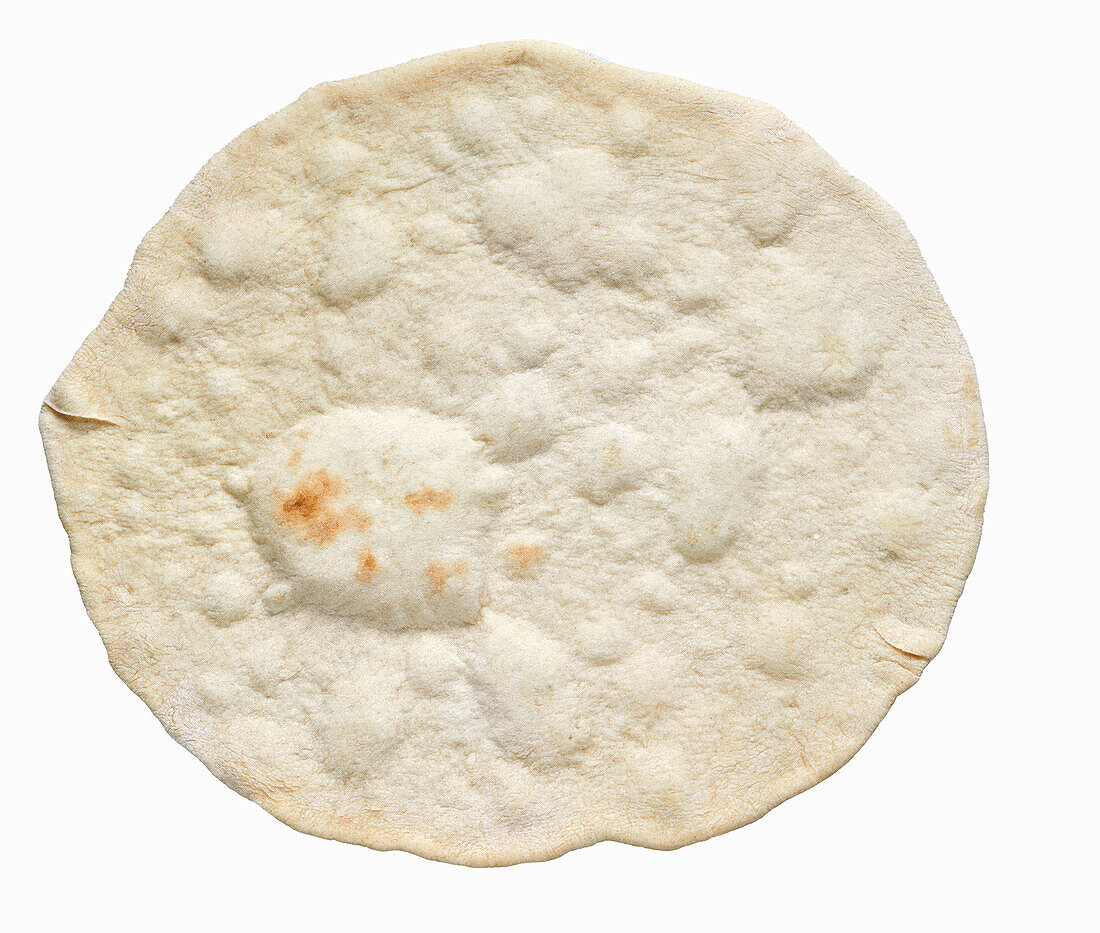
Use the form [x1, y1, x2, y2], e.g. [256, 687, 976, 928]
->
[42, 41, 987, 865]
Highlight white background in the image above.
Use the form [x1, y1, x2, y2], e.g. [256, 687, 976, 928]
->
[4, 1, 1096, 929]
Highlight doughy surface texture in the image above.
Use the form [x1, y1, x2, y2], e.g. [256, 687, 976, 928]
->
[42, 41, 987, 865]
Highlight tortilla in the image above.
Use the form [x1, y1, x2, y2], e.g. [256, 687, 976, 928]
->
[41, 41, 987, 865]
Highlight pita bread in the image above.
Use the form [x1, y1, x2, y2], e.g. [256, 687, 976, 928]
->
[41, 41, 987, 865]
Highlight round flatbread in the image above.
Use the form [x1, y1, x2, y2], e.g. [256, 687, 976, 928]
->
[41, 41, 987, 865]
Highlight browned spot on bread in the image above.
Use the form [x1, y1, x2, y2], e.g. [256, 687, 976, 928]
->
[287, 449, 301, 468]
[404, 487, 454, 513]
[960, 370, 983, 448]
[426, 560, 468, 593]
[277, 471, 345, 543]
[276, 471, 370, 545]
[961, 370, 979, 402]
[506, 543, 545, 573]
[345, 506, 373, 530]
[356, 548, 381, 582]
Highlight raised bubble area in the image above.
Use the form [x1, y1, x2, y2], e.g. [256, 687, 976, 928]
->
[243, 408, 508, 627]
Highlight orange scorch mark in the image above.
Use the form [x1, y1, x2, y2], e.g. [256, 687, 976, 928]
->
[275, 471, 370, 545]
[404, 487, 454, 514]
[355, 548, 381, 582]
[425, 560, 468, 593]
[506, 543, 545, 573]
[287, 449, 302, 468]
[344, 506, 373, 530]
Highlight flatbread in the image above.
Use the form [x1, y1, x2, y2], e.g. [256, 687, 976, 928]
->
[41, 41, 987, 866]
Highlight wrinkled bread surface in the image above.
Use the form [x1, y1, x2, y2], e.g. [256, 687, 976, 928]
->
[42, 41, 987, 866]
